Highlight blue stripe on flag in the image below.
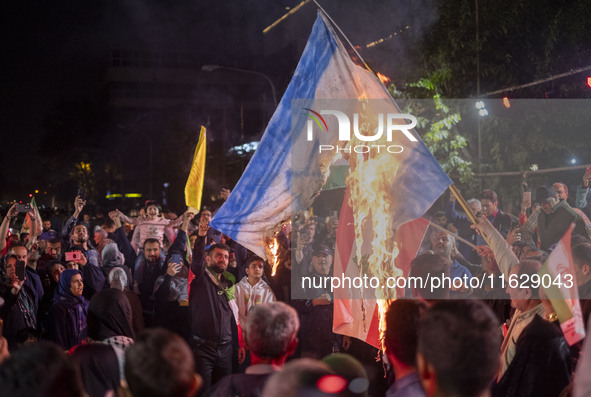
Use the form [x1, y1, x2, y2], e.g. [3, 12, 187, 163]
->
[211, 15, 337, 251]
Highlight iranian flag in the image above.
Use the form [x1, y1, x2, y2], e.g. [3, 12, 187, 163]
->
[541, 223, 586, 346]
[332, 189, 431, 348]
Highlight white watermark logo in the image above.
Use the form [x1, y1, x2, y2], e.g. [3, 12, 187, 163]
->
[303, 108, 417, 153]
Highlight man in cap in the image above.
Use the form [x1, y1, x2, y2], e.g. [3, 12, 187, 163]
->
[534, 185, 587, 250]
[292, 244, 342, 359]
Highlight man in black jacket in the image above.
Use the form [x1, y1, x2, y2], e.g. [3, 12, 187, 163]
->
[190, 217, 243, 393]
[494, 259, 572, 397]
[479, 189, 513, 238]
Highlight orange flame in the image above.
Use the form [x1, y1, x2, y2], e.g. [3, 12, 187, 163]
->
[267, 236, 280, 276]
[377, 72, 390, 85]
[345, 98, 405, 339]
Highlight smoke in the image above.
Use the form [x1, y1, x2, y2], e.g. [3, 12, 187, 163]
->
[315, 0, 439, 83]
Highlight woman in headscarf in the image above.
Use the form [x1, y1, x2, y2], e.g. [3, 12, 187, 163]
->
[38, 260, 65, 334]
[87, 288, 135, 375]
[48, 269, 88, 350]
[101, 242, 132, 289]
[108, 266, 144, 336]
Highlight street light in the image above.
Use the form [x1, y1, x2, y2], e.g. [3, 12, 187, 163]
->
[201, 65, 278, 108]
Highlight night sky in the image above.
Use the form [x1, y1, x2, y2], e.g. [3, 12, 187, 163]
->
[1, 0, 436, 207]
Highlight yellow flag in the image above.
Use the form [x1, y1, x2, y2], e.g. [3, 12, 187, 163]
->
[184, 127, 207, 210]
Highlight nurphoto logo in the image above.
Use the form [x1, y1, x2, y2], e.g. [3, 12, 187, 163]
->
[303, 108, 417, 154]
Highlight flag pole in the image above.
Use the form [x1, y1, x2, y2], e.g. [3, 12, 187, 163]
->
[311, 0, 373, 73]
[448, 184, 491, 246]
[427, 221, 478, 250]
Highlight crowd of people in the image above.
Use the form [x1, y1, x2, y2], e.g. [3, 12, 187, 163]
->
[0, 168, 590, 397]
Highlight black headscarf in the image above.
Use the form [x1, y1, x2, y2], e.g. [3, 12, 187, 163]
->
[70, 343, 120, 397]
[87, 288, 134, 341]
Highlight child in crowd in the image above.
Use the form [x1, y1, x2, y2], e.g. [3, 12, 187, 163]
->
[117, 201, 185, 252]
[234, 256, 276, 327]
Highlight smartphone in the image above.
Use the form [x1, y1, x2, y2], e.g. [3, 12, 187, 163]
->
[15, 203, 32, 213]
[77, 188, 86, 201]
[15, 260, 26, 281]
[65, 251, 82, 262]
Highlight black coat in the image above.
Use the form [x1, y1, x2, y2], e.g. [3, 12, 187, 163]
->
[189, 235, 236, 343]
[493, 315, 572, 397]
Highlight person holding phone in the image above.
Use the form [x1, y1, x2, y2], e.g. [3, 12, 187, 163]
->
[0, 254, 37, 350]
[64, 245, 105, 301]
[0, 203, 39, 256]
[7, 244, 44, 311]
[152, 211, 195, 340]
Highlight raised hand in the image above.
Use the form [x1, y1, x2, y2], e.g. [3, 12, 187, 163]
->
[220, 188, 231, 200]
[166, 261, 182, 277]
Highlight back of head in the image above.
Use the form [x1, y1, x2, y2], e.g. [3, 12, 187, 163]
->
[246, 302, 299, 360]
[384, 300, 424, 367]
[88, 288, 134, 340]
[108, 266, 128, 291]
[322, 353, 369, 397]
[515, 259, 543, 299]
[573, 242, 591, 268]
[418, 300, 500, 397]
[70, 343, 120, 397]
[125, 328, 200, 397]
[0, 341, 85, 397]
[409, 253, 450, 299]
[101, 242, 122, 266]
[262, 358, 336, 397]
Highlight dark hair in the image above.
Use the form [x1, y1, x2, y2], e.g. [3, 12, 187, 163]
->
[523, 250, 548, 264]
[573, 243, 591, 269]
[103, 218, 115, 228]
[9, 242, 27, 249]
[384, 300, 424, 366]
[125, 328, 198, 397]
[409, 253, 450, 299]
[143, 238, 161, 249]
[69, 245, 88, 258]
[0, 341, 85, 397]
[70, 344, 120, 397]
[144, 200, 162, 213]
[262, 358, 334, 397]
[572, 234, 591, 247]
[515, 260, 542, 299]
[512, 240, 528, 249]
[15, 327, 41, 344]
[418, 300, 500, 397]
[48, 238, 62, 245]
[245, 255, 265, 268]
[206, 243, 231, 256]
[48, 260, 65, 270]
[199, 208, 212, 217]
[479, 189, 498, 203]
